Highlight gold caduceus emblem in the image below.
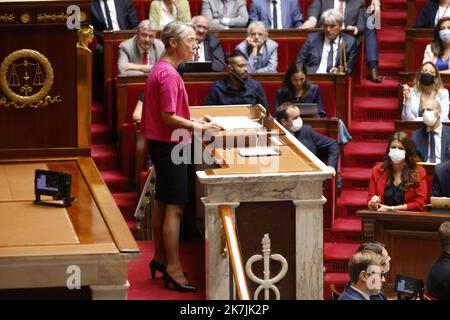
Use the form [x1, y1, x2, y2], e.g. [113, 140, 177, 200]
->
[0, 49, 62, 108]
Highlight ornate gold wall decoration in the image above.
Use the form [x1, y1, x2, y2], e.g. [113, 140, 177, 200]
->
[79, 11, 87, 22]
[77, 25, 94, 51]
[0, 13, 14, 23]
[37, 12, 68, 23]
[0, 49, 62, 109]
[20, 13, 30, 23]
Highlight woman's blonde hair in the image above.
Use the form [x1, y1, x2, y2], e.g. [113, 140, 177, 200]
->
[413, 61, 444, 95]
[160, 21, 196, 49]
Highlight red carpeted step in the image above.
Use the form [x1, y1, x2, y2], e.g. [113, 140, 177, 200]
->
[381, 11, 407, 28]
[353, 79, 399, 98]
[324, 242, 360, 261]
[341, 167, 372, 191]
[91, 144, 120, 171]
[343, 141, 387, 167]
[381, 0, 407, 11]
[378, 28, 405, 52]
[101, 170, 136, 193]
[378, 52, 405, 77]
[353, 97, 400, 121]
[348, 121, 395, 142]
[337, 189, 368, 218]
[324, 272, 349, 300]
[333, 218, 362, 233]
[91, 123, 113, 145]
[112, 192, 138, 221]
[127, 239, 205, 300]
[92, 104, 105, 124]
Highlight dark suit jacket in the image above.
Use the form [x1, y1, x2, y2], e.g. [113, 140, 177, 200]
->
[307, 0, 365, 34]
[296, 31, 357, 75]
[179, 34, 225, 73]
[91, 0, 139, 40]
[412, 125, 450, 163]
[415, 0, 439, 28]
[338, 286, 368, 300]
[427, 251, 450, 300]
[294, 125, 339, 168]
[248, 0, 303, 28]
[432, 159, 450, 197]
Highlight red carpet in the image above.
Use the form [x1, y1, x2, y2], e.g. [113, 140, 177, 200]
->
[127, 240, 205, 300]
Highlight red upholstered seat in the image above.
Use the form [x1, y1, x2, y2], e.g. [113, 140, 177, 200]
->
[412, 39, 429, 71]
[220, 38, 243, 55]
[185, 82, 214, 106]
[276, 38, 305, 72]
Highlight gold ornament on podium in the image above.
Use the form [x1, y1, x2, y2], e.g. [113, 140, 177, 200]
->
[0, 49, 62, 109]
[0, 13, 14, 23]
[336, 37, 347, 76]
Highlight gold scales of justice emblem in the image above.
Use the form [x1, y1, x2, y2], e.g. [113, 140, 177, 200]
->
[0, 49, 62, 108]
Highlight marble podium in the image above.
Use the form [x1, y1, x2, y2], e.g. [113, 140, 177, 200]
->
[190, 105, 333, 300]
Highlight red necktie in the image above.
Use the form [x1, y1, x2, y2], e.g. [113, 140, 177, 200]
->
[142, 51, 148, 65]
[194, 47, 199, 61]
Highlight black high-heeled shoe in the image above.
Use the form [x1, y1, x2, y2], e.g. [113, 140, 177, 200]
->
[162, 271, 197, 292]
[149, 259, 166, 279]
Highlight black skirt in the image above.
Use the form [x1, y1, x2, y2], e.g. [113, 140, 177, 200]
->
[148, 139, 189, 205]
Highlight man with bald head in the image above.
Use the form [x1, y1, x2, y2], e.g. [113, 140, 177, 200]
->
[179, 15, 225, 72]
[412, 98, 450, 164]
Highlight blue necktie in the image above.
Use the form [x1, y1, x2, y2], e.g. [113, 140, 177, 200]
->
[326, 41, 335, 72]
[272, 0, 278, 29]
[429, 131, 436, 163]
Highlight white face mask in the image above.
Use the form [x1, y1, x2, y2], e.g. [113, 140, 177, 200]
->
[389, 148, 405, 164]
[423, 110, 439, 127]
[290, 117, 303, 132]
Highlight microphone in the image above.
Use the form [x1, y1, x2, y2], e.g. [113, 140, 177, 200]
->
[211, 55, 269, 116]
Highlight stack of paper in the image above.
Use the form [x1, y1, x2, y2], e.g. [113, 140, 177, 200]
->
[211, 116, 262, 130]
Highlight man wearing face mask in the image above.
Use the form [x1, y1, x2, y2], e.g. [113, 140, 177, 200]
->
[412, 98, 450, 164]
[368, 131, 427, 212]
[338, 250, 387, 300]
[275, 102, 339, 174]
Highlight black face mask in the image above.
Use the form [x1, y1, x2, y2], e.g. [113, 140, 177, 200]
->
[420, 73, 435, 86]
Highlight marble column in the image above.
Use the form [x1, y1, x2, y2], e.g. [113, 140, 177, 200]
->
[293, 197, 326, 300]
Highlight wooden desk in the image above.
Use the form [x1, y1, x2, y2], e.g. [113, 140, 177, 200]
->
[0, 158, 139, 299]
[357, 210, 450, 292]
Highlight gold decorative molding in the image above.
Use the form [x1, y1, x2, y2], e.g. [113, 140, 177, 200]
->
[77, 25, 94, 51]
[0, 49, 62, 109]
[79, 11, 87, 22]
[0, 13, 14, 23]
[20, 13, 30, 23]
[37, 12, 68, 23]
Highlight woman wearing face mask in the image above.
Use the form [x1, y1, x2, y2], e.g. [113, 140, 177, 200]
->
[423, 17, 450, 73]
[401, 62, 449, 122]
[367, 131, 428, 212]
[275, 63, 326, 118]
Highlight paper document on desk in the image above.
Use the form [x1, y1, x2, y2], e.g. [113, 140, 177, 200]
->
[211, 116, 262, 130]
[239, 147, 281, 157]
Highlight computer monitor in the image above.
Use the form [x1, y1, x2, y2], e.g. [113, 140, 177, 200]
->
[184, 61, 212, 72]
[395, 275, 424, 300]
[296, 103, 318, 117]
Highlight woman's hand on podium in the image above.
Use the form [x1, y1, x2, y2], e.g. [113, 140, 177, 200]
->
[368, 195, 381, 210]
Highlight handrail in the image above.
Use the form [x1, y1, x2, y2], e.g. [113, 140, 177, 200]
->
[219, 205, 251, 300]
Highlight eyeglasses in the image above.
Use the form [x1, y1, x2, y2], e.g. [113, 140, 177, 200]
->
[183, 37, 198, 45]
[367, 271, 385, 278]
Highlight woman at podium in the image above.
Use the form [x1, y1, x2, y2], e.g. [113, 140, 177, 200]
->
[141, 21, 219, 292]
[367, 131, 428, 212]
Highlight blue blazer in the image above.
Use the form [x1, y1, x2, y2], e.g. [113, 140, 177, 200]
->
[296, 31, 358, 75]
[338, 286, 368, 300]
[412, 125, 450, 163]
[248, 0, 303, 28]
[432, 159, 450, 197]
[294, 125, 339, 168]
[235, 39, 278, 73]
[275, 84, 326, 118]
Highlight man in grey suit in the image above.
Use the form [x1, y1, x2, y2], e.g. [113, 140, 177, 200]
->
[201, 0, 249, 29]
[118, 20, 164, 76]
[235, 21, 278, 73]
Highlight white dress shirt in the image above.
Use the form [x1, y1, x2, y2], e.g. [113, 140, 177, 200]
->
[161, 2, 177, 29]
[427, 123, 443, 164]
[350, 286, 370, 300]
[435, 5, 450, 26]
[100, 0, 121, 30]
[270, 0, 283, 29]
[316, 36, 339, 73]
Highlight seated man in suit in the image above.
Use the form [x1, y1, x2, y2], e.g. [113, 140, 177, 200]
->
[302, 0, 382, 82]
[338, 250, 387, 300]
[275, 102, 339, 174]
[432, 159, 450, 197]
[118, 20, 164, 76]
[179, 15, 225, 73]
[201, 0, 249, 30]
[296, 9, 358, 75]
[412, 98, 450, 164]
[204, 53, 269, 109]
[427, 221, 450, 300]
[235, 21, 278, 73]
[248, 0, 303, 29]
